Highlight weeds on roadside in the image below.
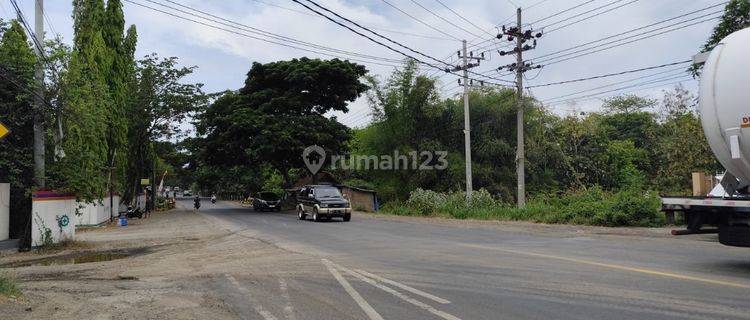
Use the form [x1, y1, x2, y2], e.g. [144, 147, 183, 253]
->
[0, 275, 22, 299]
[34, 239, 93, 254]
[381, 186, 664, 227]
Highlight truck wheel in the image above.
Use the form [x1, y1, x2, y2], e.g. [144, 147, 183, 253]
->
[313, 209, 321, 222]
[719, 225, 750, 247]
[298, 207, 306, 220]
[343, 213, 351, 222]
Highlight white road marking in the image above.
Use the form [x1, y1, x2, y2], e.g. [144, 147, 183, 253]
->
[329, 261, 462, 320]
[278, 277, 297, 320]
[321, 259, 385, 320]
[354, 269, 451, 304]
[225, 274, 279, 320]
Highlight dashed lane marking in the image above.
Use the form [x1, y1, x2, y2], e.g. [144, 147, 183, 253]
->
[329, 261, 462, 320]
[225, 273, 279, 320]
[322, 259, 385, 320]
[354, 269, 451, 304]
[277, 277, 297, 320]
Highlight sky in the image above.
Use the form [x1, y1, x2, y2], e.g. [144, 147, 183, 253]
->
[0, 0, 721, 130]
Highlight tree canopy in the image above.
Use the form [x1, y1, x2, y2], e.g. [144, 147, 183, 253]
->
[197, 58, 368, 188]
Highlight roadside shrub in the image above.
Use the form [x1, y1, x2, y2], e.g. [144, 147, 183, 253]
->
[405, 188, 447, 215]
[382, 186, 665, 227]
[595, 187, 663, 227]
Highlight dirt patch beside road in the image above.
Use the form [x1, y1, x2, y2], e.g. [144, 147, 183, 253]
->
[0, 207, 321, 320]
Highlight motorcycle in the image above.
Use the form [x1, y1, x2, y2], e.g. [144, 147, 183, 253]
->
[126, 205, 143, 219]
[194, 199, 201, 210]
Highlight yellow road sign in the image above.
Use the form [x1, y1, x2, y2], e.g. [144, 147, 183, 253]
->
[0, 122, 9, 140]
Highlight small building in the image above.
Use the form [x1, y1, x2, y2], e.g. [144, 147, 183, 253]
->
[340, 185, 377, 212]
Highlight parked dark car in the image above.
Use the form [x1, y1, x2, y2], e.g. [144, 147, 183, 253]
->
[296, 185, 351, 222]
[253, 191, 281, 212]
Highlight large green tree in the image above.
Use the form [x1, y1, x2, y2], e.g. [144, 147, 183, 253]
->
[124, 54, 205, 202]
[198, 58, 368, 188]
[0, 20, 37, 238]
[51, 0, 137, 201]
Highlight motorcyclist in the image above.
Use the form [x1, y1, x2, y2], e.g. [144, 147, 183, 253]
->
[211, 194, 217, 204]
[193, 194, 201, 210]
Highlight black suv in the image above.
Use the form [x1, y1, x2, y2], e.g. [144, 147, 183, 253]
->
[253, 191, 282, 212]
[296, 185, 352, 222]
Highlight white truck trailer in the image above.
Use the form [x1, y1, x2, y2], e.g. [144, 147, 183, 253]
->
[662, 27, 750, 247]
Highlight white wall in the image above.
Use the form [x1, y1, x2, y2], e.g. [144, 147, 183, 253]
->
[32, 193, 76, 247]
[0, 183, 9, 241]
[76, 195, 121, 227]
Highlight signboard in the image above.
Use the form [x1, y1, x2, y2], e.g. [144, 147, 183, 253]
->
[0, 121, 9, 140]
[742, 116, 750, 129]
[140, 178, 150, 186]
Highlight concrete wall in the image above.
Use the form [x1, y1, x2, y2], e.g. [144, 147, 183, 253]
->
[76, 195, 120, 227]
[134, 193, 146, 211]
[32, 191, 76, 247]
[0, 183, 9, 241]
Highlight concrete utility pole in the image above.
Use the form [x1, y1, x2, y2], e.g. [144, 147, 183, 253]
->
[448, 41, 485, 202]
[461, 40, 473, 202]
[33, 0, 45, 188]
[497, 8, 543, 208]
[515, 8, 524, 208]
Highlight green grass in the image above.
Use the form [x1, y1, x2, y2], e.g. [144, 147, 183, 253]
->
[0, 276, 22, 298]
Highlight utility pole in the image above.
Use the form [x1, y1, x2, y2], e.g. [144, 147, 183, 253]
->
[461, 40, 472, 202]
[33, 0, 45, 188]
[497, 8, 543, 208]
[515, 8, 524, 208]
[447, 41, 484, 202]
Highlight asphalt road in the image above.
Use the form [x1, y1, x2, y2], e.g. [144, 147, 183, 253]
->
[195, 199, 750, 320]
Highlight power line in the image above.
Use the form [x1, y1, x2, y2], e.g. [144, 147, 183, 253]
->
[540, 14, 721, 66]
[0, 65, 55, 111]
[529, 0, 596, 25]
[433, 0, 494, 36]
[248, 0, 455, 41]
[407, 0, 484, 38]
[526, 60, 691, 88]
[543, 74, 693, 105]
[545, 77, 696, 108]
[124, 0, 409, 68]
[532, 2, 727, 62]
[541, 67, 687, 103]
[154, 0, 404, 64]
[380, 0, 461, 40]
[9, 0, 57, 76]
[294, 0, 513, 86]
[543, 0, 640, 33]
[42, 9, 57, 36]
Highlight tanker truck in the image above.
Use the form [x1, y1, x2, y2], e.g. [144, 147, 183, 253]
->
[661, 27, 750, 247]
